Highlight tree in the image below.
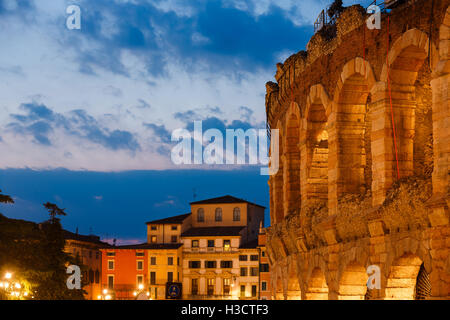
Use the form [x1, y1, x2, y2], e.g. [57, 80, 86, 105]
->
[327, 0, 344, 19]
[0, 189, 14, 205]
[43, 202, 66, 224]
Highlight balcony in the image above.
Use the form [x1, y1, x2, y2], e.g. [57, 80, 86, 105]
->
[183, 247, 238, 253]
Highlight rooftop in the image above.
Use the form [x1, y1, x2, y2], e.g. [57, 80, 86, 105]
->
[190, 195, 265, 208]
[181, 226, 245, 237]
[63, 230, 108, 246]
[102, 243, 183, 250]
[146, 213, 191, 225]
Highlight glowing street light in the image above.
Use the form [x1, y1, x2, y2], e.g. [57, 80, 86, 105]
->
[4, 272, 12, 280]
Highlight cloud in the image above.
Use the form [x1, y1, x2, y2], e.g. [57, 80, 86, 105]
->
[6, 102, 141, 152]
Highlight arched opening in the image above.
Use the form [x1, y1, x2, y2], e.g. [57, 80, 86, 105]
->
[338, 261, 368, 300]
[372, 29, 431, 205]
[305, 267, 328, 300]
[287, 264, 301, 300]
[335, 72, 370, 196]
[284, 112, 301, 215]
[387, 42, 430, 179]
[306, 100, 329, 206]
[273, 125, 284, 224]
[385, 253, 423, 300]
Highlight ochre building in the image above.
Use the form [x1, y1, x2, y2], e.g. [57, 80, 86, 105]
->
[99, 195, 271, 300]
[265, 0, 450, 300]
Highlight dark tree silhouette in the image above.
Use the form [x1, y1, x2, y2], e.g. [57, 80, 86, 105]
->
[43, 202, 66, 223]
[0, 189, 14, 204]
[328, 0, 344, 19]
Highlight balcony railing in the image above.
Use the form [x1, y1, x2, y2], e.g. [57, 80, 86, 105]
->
[183, 247, 238, 253]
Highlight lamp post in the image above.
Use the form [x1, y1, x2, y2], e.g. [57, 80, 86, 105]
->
[133, 284, 151, 300]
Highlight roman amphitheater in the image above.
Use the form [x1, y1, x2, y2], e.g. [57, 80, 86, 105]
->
[265, 0, 450, 300]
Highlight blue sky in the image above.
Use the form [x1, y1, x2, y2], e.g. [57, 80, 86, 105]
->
[0, 0, 370, 242]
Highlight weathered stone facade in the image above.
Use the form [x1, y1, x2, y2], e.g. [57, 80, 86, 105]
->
[265, 0, 450, 300]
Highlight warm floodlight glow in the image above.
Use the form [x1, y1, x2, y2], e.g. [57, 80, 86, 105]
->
[105, 295, 111, 300]
[138, 284, 144, 290]
[5, 272, 12, 279]
[103, 289, 108, 294]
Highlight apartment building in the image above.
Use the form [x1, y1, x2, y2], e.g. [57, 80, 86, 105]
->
[99, 195, 270, 300]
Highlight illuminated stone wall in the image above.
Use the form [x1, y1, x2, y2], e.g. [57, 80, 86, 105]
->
[265, 0, 450, 300]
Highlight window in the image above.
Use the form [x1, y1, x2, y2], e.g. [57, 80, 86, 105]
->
[150, 257, 156, 265]
[240, 267, 247, 276]
[171, 235, 178, 243]
[192, 240, 199, 248]
[240, 285, 245, 298]
[136, 251, 145, 257]
[207, 278, 215, 295]
[106, 252, 115, 257]
[223, 278, 231, 296]
[151, 225, 157, 230]
[171, 225, 177, 230]
[150, 272, 156, 285]
[189, 261, 201, 269]
[233, 207, 241, 221]
[107, 275, 114, 289]
[205, 261, 217, 269]
[223, 240, 231, 251]
[197, 208, 204, 222]
[215, 208, 222, 222]
[251, 285, 257, 297]
[168, 257, 174, 266]
[239, 255, 248, 261]
[191, 279, 198, 295]
[261, 281, 267, 291]
[137, 260, 143, 270]
[260, 264, 269, 273]
[96, 251, 100, 259]
[250, 255, 259, 261]
[108, 260, 114, 270]
[151, 236, 157, 243]
[137, 275, 143, 285]
[207, 240, 215, 248]
[95, 270, 100, 284]
[89, 269, 94, 283]
[168, 272, 173, 283]
[250, 267, 259, 277]
[220, 261, 233, 268]
[261, 251, 265, 257]
[177, 257, 180, 266]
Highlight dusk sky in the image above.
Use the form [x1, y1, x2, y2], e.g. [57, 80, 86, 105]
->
[0, 0, 371, 243]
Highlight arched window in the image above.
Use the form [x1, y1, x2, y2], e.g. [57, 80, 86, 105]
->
[215, 208, 222, 222]
[233, 207, 240, 221]
[197, 208, 204, 222]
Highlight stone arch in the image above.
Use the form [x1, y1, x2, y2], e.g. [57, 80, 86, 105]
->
[384, 252, 424, 300]
[273, 120, 285, 224]
[337, 261, 368, 300]
[305, 267, 329, 300]
[372, 29, 433, 205]
[329, 57, 376, 214]
[283, 102, 301, 216]
[301, 84, 331, 208]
